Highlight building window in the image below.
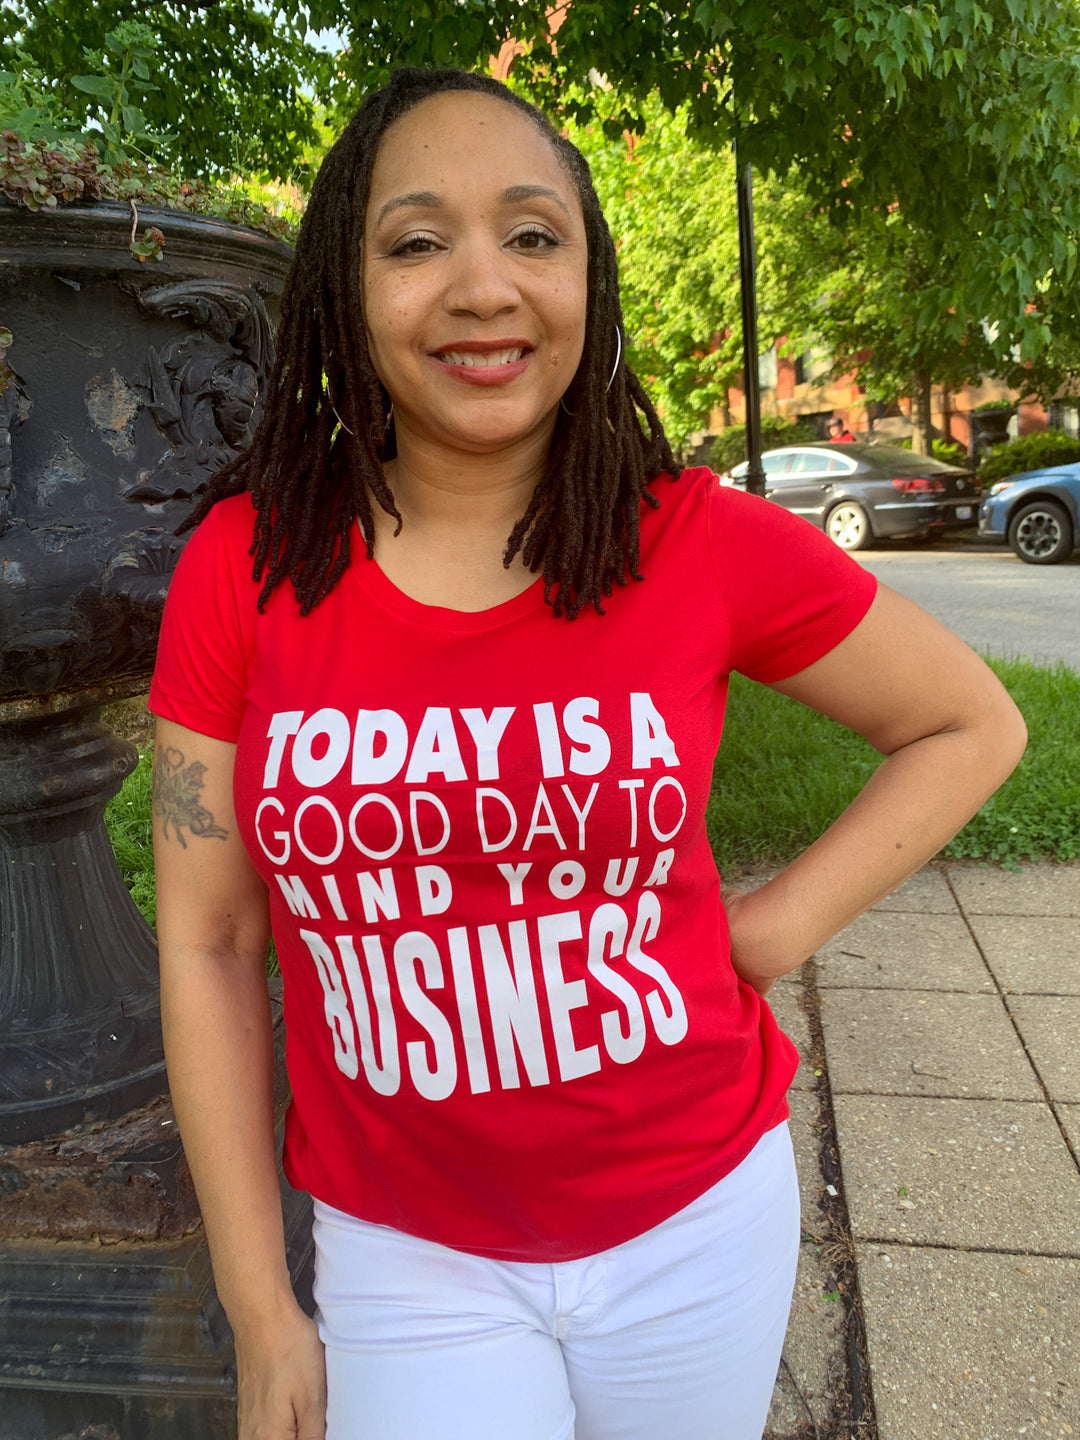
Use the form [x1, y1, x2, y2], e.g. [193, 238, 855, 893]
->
[757, 347, 778, 389]
[1048, 401, 1080, 438]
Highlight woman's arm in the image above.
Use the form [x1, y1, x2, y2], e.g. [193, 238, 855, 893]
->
[153, 718, 326, 1440]
[723, 584, 1028, 995]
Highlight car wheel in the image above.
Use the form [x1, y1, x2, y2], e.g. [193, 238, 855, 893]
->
[1007, 499, 1074, 564]
[825, 501, 873, 551]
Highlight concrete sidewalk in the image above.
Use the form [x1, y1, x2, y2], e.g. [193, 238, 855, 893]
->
[763, 862, 1080, 1440]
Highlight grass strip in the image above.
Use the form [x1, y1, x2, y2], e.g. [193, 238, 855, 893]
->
[709, 656, 1080, 871]
[105, 655, 1080, 924]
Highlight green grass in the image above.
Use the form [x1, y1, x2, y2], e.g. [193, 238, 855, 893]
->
[708, 657, 1080, 871]
[104, 743, 156, 926]
[103, 656, 1080, 925]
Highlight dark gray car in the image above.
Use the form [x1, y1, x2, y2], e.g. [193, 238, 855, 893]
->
[724, 442, 981, 551]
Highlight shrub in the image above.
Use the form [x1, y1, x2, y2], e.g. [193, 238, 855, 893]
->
[895, 437, 970, 466]
[707, 416, 818, 473]
[977, 429, 1080, 486]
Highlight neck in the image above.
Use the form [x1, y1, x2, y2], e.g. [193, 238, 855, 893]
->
[365, 422, 554, 611]
[378, 420, 554, 538]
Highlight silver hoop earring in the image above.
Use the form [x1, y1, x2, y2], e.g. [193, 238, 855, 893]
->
[559, 395, 576, 417]
[607, 326, 623, 392]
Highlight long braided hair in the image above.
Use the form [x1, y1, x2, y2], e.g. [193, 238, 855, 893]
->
[186, 68, 680, 619]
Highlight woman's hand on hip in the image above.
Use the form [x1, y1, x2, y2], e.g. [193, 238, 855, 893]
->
[721, 886, 784, 998]
[235, 1304, 326, 1440]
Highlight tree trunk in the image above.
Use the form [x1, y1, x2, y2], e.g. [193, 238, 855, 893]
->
[911, 369, 933, 456]
[941, 386, 953, 443]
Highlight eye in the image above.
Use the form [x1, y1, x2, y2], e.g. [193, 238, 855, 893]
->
[387, 232, 441, 257]
[508, 226, 559, 251]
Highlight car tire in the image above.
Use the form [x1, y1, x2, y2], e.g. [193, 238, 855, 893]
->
[825, 501, 873, 551]
[1007, 499, 1074, 564]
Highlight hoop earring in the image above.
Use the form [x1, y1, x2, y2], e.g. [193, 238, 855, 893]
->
[607, 326, 623, 391]
[561, 327, 622, 417]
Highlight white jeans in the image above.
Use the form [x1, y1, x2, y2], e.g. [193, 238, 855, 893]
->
[313, 1122, 800, 1440]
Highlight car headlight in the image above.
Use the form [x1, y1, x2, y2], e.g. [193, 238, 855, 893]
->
[987, 481, 1016, 497]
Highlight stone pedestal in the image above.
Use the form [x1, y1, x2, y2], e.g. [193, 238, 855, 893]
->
[0, 992, 313, 1440]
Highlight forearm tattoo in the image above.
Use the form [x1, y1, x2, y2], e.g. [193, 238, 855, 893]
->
[152, 745, 229, 849]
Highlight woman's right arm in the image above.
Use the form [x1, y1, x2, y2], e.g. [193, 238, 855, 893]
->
[153, 717, 326, 1440]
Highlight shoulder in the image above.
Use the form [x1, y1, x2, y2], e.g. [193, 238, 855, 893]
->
[169, 494, 258, 599]
[187, 492, 258, 555]
[644, 466, 822, 553]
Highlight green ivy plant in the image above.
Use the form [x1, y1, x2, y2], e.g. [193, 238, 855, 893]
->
[0, 23, 299, 263]
[68, 22, 172, 167]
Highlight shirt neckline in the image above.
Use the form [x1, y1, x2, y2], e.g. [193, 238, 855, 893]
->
[350, 551, 548, 632]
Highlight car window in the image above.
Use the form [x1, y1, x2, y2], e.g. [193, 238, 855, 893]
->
[786, 450, 857, 476]
[762, 452, 792, 475]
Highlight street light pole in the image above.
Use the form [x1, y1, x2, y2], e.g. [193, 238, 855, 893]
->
[736, 146, 766, 497]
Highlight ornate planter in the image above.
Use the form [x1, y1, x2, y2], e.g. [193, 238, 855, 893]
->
[969, 405, 1016, 464]
[0, 200, 304, 1438]
[0, 198, 291, 1140]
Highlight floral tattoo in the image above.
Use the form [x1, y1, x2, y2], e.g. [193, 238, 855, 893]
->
[152, 746, 228, 848]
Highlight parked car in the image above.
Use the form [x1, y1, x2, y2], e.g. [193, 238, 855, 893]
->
[977, 461, 1080, 564]
[722, 442, 980, 551]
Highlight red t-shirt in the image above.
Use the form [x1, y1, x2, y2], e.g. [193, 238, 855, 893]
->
[150, 468, 876, 1261]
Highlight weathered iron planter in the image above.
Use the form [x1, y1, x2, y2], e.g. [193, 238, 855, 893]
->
[969, 405, 1016, 465]
[0, 199, 308, 1438]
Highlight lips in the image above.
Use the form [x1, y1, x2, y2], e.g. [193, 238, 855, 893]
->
[429, 339, 534, 386]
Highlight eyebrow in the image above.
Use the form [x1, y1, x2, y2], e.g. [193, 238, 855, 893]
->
[373, 184, 574, 231]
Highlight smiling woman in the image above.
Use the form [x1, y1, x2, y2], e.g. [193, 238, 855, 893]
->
[147, 65, 1027, 1440]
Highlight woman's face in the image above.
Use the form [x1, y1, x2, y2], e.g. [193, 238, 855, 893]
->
[362, 90, 589, 462]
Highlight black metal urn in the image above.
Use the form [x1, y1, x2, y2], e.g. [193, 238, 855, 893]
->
[0, 200, 308, 1438]
[969, 404, 1016, 466]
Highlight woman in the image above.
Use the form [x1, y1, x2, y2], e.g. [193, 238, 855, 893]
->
[150, 68, 1026, 1440]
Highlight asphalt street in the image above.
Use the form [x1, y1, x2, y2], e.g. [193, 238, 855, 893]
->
[855, 542, 1080, 670]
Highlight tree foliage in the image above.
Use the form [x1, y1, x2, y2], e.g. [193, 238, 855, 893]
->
[0, 0, 324, 179]
[563, 95, 741, 447]
[7, 0, 1080, 433]
[563, 93, 842, 447]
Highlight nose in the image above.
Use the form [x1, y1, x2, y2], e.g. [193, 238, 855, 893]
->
[443, 233, 521, 320]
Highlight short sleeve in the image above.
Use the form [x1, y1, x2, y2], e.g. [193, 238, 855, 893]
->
[148, 496, 259, 741]
[704, 479, 877, 683]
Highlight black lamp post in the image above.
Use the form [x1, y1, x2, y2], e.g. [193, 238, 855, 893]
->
[736, 147, 766, 498]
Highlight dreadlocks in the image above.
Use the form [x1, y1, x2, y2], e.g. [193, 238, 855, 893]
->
[186, 68, 680, 620]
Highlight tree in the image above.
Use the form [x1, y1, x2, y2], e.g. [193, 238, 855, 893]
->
[777, 183, 1080, 455]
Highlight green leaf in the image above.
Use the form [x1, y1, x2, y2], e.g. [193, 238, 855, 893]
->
[71, 73, 116, 99]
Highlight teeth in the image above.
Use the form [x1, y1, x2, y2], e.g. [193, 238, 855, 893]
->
[439, 348, 525, 367]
